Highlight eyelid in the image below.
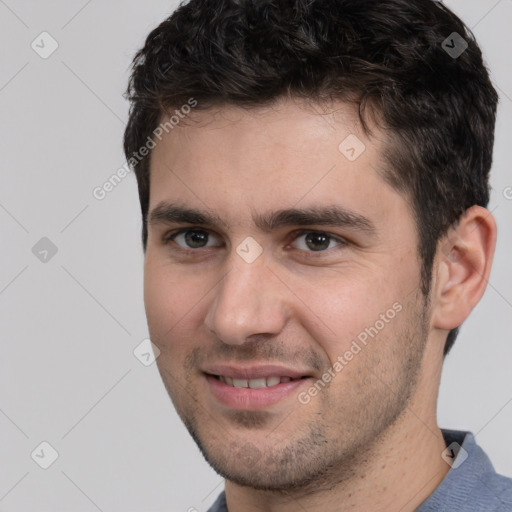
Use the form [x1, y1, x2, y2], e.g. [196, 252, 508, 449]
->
[163, 227, 223, 247]
[288, 228, 347, 245]
[164, 226, 212, 239]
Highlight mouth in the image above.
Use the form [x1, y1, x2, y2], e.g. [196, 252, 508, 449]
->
[202, 365, 313, 410]
[212, 375, 304, 389]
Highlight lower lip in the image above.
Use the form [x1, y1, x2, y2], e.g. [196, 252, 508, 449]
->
[205, 375, 309, 410]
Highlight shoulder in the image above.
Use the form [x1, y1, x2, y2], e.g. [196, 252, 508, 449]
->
[478, 470, 512, 510]
[418, 429, 512, 511]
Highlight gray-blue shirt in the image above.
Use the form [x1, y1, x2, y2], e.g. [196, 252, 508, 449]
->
[206, 429, 512, 511]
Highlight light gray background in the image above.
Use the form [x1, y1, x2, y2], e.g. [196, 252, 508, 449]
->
[0, 1, 511, 510]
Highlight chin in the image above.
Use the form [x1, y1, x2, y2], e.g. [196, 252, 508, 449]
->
[189, 423, 354, 494]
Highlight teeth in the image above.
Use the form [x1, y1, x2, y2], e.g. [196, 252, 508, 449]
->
[266, 376, 281, 387]
[248, 378, 267, 389]
[219, 376, 294, 388]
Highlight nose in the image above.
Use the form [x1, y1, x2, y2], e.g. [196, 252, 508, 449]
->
[204, 254, 290, 345]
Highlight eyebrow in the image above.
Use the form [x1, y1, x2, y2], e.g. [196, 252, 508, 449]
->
[255, 207, 376, 234]
[148, 203, 229, 229]
[147, 202, 376, 235]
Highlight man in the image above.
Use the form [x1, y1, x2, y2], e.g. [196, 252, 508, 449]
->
[123, 0, 511, 510]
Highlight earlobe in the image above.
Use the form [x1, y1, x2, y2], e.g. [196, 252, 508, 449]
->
[432, 206, 497, 331]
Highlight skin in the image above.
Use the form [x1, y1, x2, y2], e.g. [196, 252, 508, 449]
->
[144, 97, 496, 511]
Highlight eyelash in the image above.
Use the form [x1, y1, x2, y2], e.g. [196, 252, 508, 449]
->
[162, 228, 348, 255]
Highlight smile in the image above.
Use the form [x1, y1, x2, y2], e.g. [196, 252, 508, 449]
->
[205, 371, 311, 410]
[215, 375, 297, 389]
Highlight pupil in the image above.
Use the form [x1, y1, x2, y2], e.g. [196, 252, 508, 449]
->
[185, 230, 208, 248]
[306, 232, 330, 251]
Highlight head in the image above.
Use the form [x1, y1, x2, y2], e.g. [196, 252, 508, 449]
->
[123, 0, 498, 492]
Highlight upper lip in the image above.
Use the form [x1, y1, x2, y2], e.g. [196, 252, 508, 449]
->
[203, 364, 312, 380]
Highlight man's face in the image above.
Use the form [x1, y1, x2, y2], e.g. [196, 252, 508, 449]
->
[144, 99, 431, 490]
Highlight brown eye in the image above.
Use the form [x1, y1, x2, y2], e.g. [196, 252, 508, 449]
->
[305, 232, 331, 251]
[291, 231, 343, 252]
[169, 229, 222, 249]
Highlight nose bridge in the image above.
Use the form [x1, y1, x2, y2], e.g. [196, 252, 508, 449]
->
[205, 253, 288, 345]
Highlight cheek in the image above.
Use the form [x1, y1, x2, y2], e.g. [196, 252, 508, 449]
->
[143, 260, 198, 346]
[293, 273, 417, 384]
[289, 269, 405, 354]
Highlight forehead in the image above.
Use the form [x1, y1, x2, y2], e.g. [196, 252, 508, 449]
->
[154, 98, 366, 162]
[147, 98, 409, 232]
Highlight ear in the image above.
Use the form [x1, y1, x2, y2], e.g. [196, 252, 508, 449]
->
[431, 205, 497, 331]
